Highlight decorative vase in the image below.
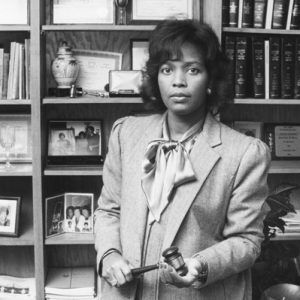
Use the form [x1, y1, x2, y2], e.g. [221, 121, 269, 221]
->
[51, 41, 79, 89]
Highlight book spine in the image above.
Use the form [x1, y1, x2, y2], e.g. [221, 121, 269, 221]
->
[25, 38, 30, 100]
[7, 42, 16, 100]
[265, 40, 270, 99]
[281, 38, 295, 99]
[286, 0, 294, 29]
[19, 43, 25, 100]
[242, 0, 254, 27]
[265, 0, 275, 29]
[272, 0, 289, 29]
[229, 0, 239, 27]
[291, 0, 300, 29]
[0, 48, 3, 99]
[254, 0, 267, 28]
[269, 37, 281, 99]
[238, 0, 244, 28]
[252, 37, 265, 98]
[222, 0, 230, 27]
[224, 35, 236, 97]
[11, 42, 20, 100]
[2, 53, 9, 99]
[294, 37, 300, 98]
[235, 36, 248, 98]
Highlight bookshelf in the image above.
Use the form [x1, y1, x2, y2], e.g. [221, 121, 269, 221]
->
[0, 0, 298, 299]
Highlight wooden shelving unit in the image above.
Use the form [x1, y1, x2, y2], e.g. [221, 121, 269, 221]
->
[45, 233, 94, 245]
[43, 96, 143, 104]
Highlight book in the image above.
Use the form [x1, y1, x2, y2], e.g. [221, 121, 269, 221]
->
[19, 43, 25, 100]
[286, 0, 295, 29]
[222, 0, 230, 26]
[254, 0, 267, 28]
[272, 0, 289, 29]
[237, 0, 244, 28]
[7, 42, 16, 100]
[265, 0, 275, 29]
[229, 0, 239, 27]
[2, 53, 10, 99]
[24, 39, 30, 100]
[269, 37, 281, 99]
[252, 37, 265, 98]
[0, 48, 4, 99]
[11, 42, 20, 100]
[45, 267, 95, 296]
[281, 38, 295, 98]
[224, 35, 236, 97]
[241, 0, 254, 27]
[291, 0, 300, 29]
[294, 37, 300, 98]
[265, 40, 270, 99]
[234, 36, 249, 98]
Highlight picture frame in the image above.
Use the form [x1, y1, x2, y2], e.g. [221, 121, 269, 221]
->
[131, 0, 193, 21]
[45, 193, 94, 238]
[47, 120, 103, 166]
[0, 196, 21, 237]
[233, 121, 263, 139]
[264, 123, 300, 160]
[0, 115, 32, 163]
[130, 39, 149, 70]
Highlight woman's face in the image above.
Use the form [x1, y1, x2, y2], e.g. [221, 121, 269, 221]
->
[158, 43, 209, 119]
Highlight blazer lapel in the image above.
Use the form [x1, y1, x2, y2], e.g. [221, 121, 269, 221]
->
[162, 113, 222, 250]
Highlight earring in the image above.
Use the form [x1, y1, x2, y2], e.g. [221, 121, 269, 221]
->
[207, 88, 212, 95]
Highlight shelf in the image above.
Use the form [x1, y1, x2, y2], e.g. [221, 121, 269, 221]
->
[223, 27, 300, 35]
[0, 164, 32, 176]
[45, 233, 94, 245]
[42, 24, 155, 31]
[44, 165, 103, 176]
[234, 99, 300, 105]
[269, 161, 300, 174]
[0, 99, 31, 105]
[43, 96, 143, 104]
[272, 233, 300, 241]
[0, 25, 30, 31]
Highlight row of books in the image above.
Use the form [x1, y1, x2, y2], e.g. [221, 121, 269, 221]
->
[45, 267, 97, 300]
[223, 0, 300, 29]
[0, 39, 30, 100]
[225, 35, 300, 99]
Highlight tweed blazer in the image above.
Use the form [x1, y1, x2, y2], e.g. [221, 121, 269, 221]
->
[94, 112, 271, 300]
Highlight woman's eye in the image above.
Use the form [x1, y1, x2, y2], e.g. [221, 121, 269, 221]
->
[160, 67, 172, 74]
[188, 68, 200, 75]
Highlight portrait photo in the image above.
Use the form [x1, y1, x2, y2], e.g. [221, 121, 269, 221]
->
[0, 196, 21, 237]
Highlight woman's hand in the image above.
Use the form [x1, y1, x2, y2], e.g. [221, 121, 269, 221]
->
[102, 252, 134, 287]
[159, 258, 200, 288]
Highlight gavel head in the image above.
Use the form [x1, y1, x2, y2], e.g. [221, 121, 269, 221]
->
[162, 246, 188, 276]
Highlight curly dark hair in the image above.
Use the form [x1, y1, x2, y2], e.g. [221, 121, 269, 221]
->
[140, 19, 232, 112]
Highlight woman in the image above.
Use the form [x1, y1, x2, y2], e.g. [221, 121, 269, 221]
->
[94, 19, 271, 299]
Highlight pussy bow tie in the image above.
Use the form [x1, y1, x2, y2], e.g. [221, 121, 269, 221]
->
[141, 120, 202, 224]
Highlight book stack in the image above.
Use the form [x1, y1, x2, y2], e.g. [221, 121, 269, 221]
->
[0, 39, 30, 100]
[223, 0, 300, 29]
[45, 267, 97, 300]
[224, 35, 300, 99]
[0, 275, 35, 299]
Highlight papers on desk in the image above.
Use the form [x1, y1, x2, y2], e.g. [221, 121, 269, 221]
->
[279, 210, 300, 233]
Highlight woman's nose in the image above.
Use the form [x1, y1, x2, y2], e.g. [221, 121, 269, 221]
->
[172, 71, 187, 87]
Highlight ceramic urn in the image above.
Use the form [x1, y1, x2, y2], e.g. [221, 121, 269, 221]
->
[51, 41, 79, 89]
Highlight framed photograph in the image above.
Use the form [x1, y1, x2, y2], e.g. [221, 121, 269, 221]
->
[130, 39, 149, 70]
[233, 121, 263, 139]
[53, 0, 114, 24]
[47, 120, 103, 165]
[73, 49, 122, 92]
[264, 123, 300, 160]
[131, 0, 193, 21]
[0, 196, 21, 237]
[46, 193, 94, 238]
[0, 115, 32, 163]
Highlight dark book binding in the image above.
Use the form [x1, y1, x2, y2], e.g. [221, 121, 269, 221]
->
[242, 0, 254, 27]
[281, 38, 295, 99]
[251, 37, 265, 98]
[235, 36, 249, 98]
[229, 0, 239, 27]
[272, 0, 289, 29]
[269, 37, 281, 99]
[222, 0, 230, 27]
[254, 0, 267, 28]
[294, 37, 300, 98]
[291, 0, 300, 29]
[224, 35, 236, 97]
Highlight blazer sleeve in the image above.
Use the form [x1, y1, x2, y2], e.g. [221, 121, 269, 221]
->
[194, 139, 271, 287]
[94, 117, 127, 269]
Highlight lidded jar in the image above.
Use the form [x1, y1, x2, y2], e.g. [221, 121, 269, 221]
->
[51, 41, 79, 89]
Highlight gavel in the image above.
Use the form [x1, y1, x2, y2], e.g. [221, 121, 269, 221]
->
[131, 246, 188, 277]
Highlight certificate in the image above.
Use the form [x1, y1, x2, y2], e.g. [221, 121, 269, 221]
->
[131, 40, 149, 70]
[53, 0, 114, 24]
[0, 0, 28, 24]
[73, 49, 122, 91]
[132, 0, 193, 20]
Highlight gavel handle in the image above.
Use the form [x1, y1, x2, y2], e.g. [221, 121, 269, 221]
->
[131, 263, 159, 277]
